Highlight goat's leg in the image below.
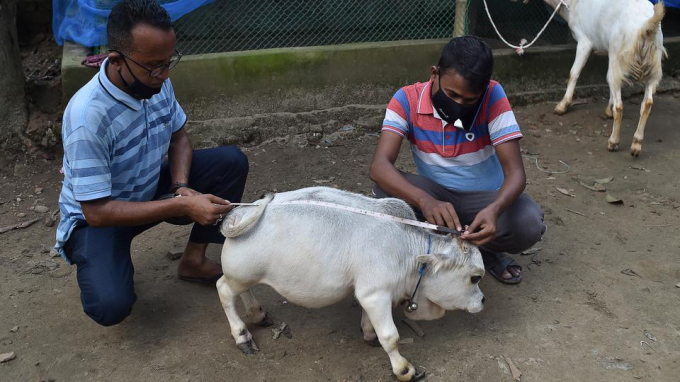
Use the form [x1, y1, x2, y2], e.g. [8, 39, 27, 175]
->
[240, 289, 273, 327]
[630, 82, 657, 157]
[605, 88, 614, 119]
[216, 276, 259, 354]
[607, 64, 624, 151]
[556, 39, 592, 115]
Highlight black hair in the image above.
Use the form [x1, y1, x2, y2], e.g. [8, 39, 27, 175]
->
[438, 36, 493, 94]
[107, 0, 173, 52]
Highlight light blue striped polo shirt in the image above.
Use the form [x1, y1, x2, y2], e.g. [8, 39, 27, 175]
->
[55, 59, 186, 262]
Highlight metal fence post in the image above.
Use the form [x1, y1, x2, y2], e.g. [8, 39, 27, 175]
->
[453, 0, 469, 37]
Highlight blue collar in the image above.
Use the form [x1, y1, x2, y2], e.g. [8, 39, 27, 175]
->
[406, 234, 431, 312]
[97, 58, 143, 111]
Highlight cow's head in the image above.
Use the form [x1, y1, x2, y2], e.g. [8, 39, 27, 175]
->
[403, 238, 485, 320]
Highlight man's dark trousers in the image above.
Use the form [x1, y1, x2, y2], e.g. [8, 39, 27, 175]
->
[64, 146, 248, 326]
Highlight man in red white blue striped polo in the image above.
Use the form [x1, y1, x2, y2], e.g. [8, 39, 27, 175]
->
[371, 36, 545, 284]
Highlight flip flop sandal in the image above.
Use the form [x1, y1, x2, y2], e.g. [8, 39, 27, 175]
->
[482, 251, 522, 285]
[178, 273, 223, 285]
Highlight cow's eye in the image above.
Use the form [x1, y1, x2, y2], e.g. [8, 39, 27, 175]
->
[470, 276, 482, 284]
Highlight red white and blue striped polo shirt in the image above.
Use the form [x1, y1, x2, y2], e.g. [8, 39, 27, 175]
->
[382, 80, 522, 191]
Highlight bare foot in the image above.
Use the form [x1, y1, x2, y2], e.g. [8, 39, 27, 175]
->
[501, 265, 522, 280]
[482, 251, 522, 284]
[177, 242, 222, 279]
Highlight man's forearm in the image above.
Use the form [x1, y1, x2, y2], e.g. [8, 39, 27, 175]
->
[491, 140, 527, 216]
[82, 198, 188, 227]
[169, 129, 193, 185]
[489, 173, 526, 216]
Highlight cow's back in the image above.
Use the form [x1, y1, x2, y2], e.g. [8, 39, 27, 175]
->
[272, 186, 417, 220]
[245, 187, 421, 252]
[220, 187, 420, 299]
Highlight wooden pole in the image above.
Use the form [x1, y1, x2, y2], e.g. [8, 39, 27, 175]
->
[453, 0, 469, 37]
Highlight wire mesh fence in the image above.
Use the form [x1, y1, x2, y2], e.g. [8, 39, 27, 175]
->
[173, 0, 573, 56]
[174, 0, 466, 55]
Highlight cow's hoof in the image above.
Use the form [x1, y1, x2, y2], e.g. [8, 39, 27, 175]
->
[364, 338, 381, 347]
[395, 364, 417, 381]
[605, 106, 613, 119]
[554, 103, 568, 115]
[360, 328, 380, 347]
[607, 141, 619, 152]
[256, 313, 275, 327]
[413, 368, 426, 381]
[237, 340, 259, 355]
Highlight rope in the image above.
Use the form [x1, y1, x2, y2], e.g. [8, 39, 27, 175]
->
[482, 0, 569, 55]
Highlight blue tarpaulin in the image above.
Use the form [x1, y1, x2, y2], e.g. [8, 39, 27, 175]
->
[52, 0, 214, 47]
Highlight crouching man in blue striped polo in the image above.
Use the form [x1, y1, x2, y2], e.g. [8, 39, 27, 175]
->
[54, 0, 248, 326]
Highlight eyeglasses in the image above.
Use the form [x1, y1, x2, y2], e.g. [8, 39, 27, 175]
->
[110, 49, 183, 78]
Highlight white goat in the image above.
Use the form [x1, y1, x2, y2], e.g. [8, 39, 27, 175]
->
[539, 0, 667, 156]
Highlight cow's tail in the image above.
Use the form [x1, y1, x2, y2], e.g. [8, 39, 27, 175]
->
[220, 193, 274, 238]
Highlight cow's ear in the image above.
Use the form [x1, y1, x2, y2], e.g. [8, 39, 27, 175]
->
[416, 254, 448, 273]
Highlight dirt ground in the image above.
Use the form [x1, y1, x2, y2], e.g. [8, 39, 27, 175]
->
[1, 92, 679, 382]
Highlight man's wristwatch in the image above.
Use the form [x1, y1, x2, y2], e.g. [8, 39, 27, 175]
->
[170, 182, 190, 194]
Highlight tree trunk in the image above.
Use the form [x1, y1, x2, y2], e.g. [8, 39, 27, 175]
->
[0, 0, 27, 145]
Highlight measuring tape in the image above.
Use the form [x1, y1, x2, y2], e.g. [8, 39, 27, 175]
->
[230, 200, 462, 236]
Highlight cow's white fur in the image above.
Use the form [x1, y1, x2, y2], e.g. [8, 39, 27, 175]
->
[542, 0, 666, 156]
[217, 187, 485, 381]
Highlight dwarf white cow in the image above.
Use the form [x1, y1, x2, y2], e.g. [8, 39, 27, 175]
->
[540, 0, 667, 156]
[217, 187, 485, 381]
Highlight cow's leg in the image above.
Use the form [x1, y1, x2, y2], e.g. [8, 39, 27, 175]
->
[216, 275, 259, 354]
[555, 39, 592, 115]
[240, 289, 274, 327]
[361, 308, 380, 347]
[607, 62, 624, 151]
[630, 81, 657, 157]
[359, 293, 421, 381]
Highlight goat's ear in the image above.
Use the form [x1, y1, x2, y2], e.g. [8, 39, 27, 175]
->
[416, 253, 448, 274]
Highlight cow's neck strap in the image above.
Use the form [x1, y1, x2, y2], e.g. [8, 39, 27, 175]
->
[405, 234, 431, 312]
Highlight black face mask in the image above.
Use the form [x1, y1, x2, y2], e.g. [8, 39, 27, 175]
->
[431, 74, 483, 130]
[118, 59, 163, 99]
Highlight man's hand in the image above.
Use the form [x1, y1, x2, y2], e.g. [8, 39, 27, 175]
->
[174, 187, 201, 197]
[419, 196, 462, 232]
[461, 205, 499, 246]
[184, 194, 234, 226]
